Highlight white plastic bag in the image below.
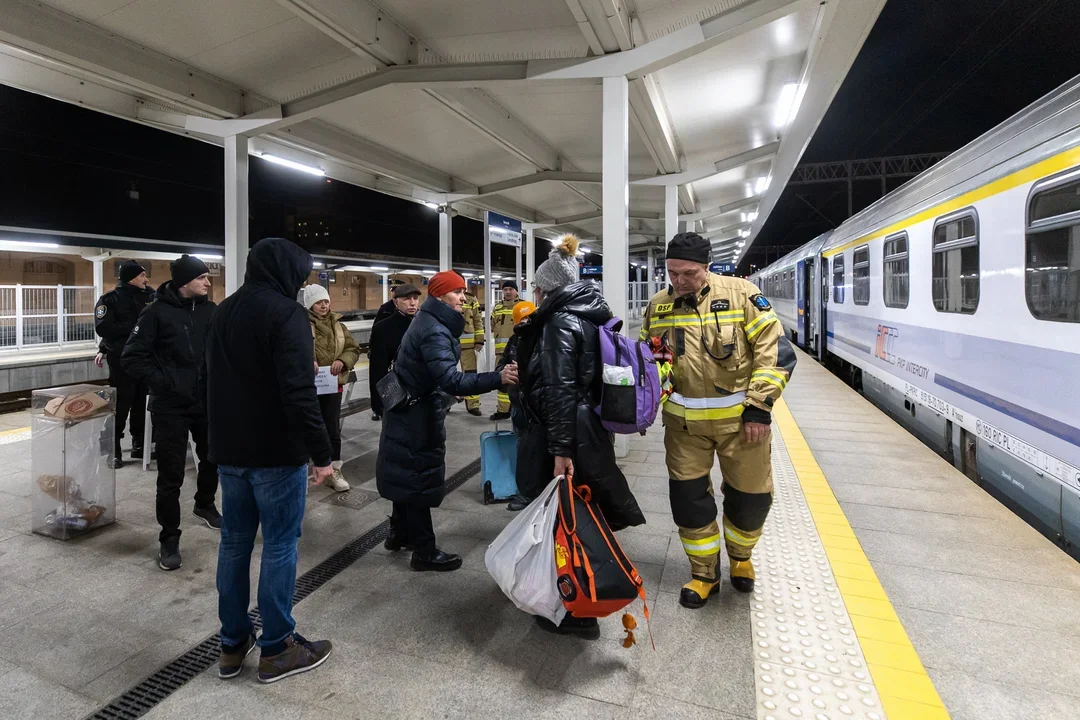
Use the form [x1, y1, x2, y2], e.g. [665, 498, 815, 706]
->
[484, 476, 566, 625]
[603, 363, 635, 386]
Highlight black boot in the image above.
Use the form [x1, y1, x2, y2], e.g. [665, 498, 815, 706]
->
[110, 457, 125, 470]
[534, 615, 600, 640]
[383, 527, 414, 552]
[506, 494, 533, 512]
[130, 443, 144, 459]
[410, 549, 462, 572]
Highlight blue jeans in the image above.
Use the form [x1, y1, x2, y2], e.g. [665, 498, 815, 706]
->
[217, 465, 306, 656]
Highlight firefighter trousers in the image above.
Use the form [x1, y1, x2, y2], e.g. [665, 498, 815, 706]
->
[494, 349, 510, 413]
[663, 413, 773, 583]
[460, 346, 480, 410]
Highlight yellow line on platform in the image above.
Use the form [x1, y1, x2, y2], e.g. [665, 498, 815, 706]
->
[0, 426, 29, 437]
[773, 399, 951, 720]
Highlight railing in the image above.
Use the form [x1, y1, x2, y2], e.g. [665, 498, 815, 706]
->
[0, 285, 98, 351]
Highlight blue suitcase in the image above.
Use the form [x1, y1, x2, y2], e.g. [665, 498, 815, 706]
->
[480, 430, 518, 504]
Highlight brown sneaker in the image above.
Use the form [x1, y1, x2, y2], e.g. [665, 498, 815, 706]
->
[218, 633, 257, 679]
[257, 633, 332, 684]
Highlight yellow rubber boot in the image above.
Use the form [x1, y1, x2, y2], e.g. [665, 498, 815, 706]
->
[729, 559, 756, 593]
[679, 578, 720, 609]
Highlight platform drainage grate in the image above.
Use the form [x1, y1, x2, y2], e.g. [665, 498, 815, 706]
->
[85, 457, 482, 720]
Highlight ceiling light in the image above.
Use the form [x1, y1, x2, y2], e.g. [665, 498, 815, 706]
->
[581, 246, 591, 253]
[774, 17, 795, 46]
[462, 272, 475, 278]
[747, 211, 758, 222]
[369, 265, 389, 271]
[194, 254, 223, 260]
[0, 240, 59, 249]
[755, 176, 771, 195]
[312, 262, 324, 268]
[257, 153, 325, 176]
[773, 82, 807, 128]
[423, 202, 439, 210]
[422, 270, 438, 275]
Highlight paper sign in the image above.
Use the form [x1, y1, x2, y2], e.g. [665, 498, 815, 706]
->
[315, 366, 338, 395]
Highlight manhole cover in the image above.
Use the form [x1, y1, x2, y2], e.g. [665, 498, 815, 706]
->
[319, 487, 378, 511]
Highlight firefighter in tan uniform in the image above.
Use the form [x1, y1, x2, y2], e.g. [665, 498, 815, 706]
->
[640, 232, 797, 609]
[488, 280, 519, 421]
[459, 288, 485, 416]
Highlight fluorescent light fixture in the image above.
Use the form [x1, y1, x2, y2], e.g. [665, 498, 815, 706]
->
[773, 82, 807, 128]
[462, 272, 475, 278]
[194, 254, 223, 260]
[369, 265, 389, 271]
[257, 153, 325, 176]
[581, 246, 591, 253]
[491, 274, 502, 280]
[422, 270, 438, 275]
[423, 201, 439, 210]
[312, 262, 324, 268]
[754, 176, 771, 195]
[0, 240, 59, 249]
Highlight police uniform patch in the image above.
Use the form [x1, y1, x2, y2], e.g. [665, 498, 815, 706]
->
[750, 294, 771, 311]
[655, 302, 674, 314]
[95, 305, 107, 319]
[710, 299, 730, 312]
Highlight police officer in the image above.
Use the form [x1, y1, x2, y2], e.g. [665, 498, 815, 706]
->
[94, 259, 155, 468]
[640, 232, 796, 609]
[488, 280, 518, 421]
[459, 285, 485, 416]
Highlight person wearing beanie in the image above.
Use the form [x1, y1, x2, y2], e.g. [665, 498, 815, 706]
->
[488, 279, 521, 420]
[513, 233, 644, 639]
[639, 231, 797, 610]
[300, 283, 361, 492]
[123, 254, 219, 572]
[369, 284, 422, 421]
[94, 259, 154, 466]
[377, 270, 518, 572]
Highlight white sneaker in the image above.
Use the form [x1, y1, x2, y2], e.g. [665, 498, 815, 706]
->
[328, 469, 350, 492]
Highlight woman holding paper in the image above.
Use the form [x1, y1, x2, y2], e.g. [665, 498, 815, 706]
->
[301, 284, 361, 492]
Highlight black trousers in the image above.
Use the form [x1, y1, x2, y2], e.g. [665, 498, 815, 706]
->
[318, 392, 342, 462]
[390, 502, 436, 556]
[108, 351, 146, 452]
[154, 412, 218, 544]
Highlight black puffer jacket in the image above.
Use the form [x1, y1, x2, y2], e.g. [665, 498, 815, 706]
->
[376, 296, 501, 507]
[518, 282, 645, 530]
[121, 281, 215, 415]
[206, 238, 332, 468]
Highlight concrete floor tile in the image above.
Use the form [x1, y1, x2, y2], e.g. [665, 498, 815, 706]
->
[0, 470, 30, 498]
[841, 503, 1049, 551]
[632, 690, 755, 719]
[80, 635, 191, 702]
[140, 670, 338, 720]
[929, 668, 1080, 720]
[874, 561, 1080, 636]
[0, 530, 107, 585]
[616, 529, 671, 568]
[535, 629, 642, 706]
[830, 480, 1003, 519]
[629, 473, 668, 496]
[0, 666, 97, 720]
[618, 510, 677, 537]
[0, 576, 64, 631]
[432, 506, 513, 542]
[632, 490, 670, 515]
[615, 461, 668, 479]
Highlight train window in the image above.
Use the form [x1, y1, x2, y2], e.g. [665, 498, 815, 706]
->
[1026, 173, 1080, 323]
[852, 246, 870, 305]
[832, 253, 845, 303]
[883, 232, 909, 308]
[932, 208, 979, 314]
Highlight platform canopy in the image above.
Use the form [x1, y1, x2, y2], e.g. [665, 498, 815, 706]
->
[0, 0, 884, 267]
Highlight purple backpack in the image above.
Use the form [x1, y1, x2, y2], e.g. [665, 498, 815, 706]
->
[594, 318, 661, 434]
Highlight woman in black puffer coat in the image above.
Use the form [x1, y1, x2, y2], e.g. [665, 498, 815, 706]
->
[376, 271, 515, 573]
[516, 235, 645, 638]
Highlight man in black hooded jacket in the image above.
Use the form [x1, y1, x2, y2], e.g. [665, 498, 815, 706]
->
[123, 255, 219, 572]
[206, 238, 334, 684]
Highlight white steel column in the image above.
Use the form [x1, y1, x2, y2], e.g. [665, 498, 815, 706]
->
[647, 248, 656, 297]
[665, 184, 679, 244]
[224, 135, 249, 296]
[381, 273, 389, 303]
[515, 247, 522, 295]
[525, 227, 536, 293]
[93, 258, 104, 299]
[439, 205, 453, 271]
[602, 76, 630, 324]
[482, 214, 494, 372]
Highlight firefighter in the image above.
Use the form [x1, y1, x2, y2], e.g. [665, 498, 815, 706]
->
[488, 279, 519, 421]
[640, 232, 796, 609]
[94, 259, 155, 468]
[459, 285, 485, 416]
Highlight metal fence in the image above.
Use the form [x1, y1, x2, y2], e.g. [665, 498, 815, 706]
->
[0, 285, 98, 350]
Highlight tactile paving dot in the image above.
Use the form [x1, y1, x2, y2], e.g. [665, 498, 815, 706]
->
[752, 432, 886, 719]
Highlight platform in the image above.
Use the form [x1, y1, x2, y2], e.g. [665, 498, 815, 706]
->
[0, 348, 1078, 719]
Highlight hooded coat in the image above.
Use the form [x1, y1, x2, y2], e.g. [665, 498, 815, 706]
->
[309, 309, 361, 386]
[517, 281, 645, 530]
[376, 295, 502, 507]
[206, 238, 333, 468]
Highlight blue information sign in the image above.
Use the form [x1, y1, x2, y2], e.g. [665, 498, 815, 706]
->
[486, 211, 523, 248]
[579, 265, 603, 276]
[710, 263, 735, 274]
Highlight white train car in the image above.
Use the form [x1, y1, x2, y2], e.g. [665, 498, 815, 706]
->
[750, 233, 831, 350]
[753, 74, 1080, 557]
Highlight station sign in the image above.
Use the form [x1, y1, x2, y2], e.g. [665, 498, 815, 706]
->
[486, 211, 522, 248]
[318, 271, 329, 280]
[579, 265, 603, 276]
[710, 263, 735, 274]
[206, 262, 222, 277]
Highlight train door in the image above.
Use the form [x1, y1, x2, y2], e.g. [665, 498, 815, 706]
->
[801, 259, 813, 350]
[818, 256, 829, 361]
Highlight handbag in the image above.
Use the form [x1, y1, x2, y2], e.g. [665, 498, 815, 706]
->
[376, 362, 411, 412]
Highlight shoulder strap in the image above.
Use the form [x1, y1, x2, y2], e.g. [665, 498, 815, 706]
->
[603, 317, 624, 334]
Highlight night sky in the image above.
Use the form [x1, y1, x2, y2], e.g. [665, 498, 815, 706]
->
[747, 0, 1080, 270]
[1, 0, 1079, 273]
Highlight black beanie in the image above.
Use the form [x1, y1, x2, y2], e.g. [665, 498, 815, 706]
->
[170, 255, 210, 288]
[118, 260, 145, 284]
[501, 280, 519, 291]
[666, 232, 711, 264]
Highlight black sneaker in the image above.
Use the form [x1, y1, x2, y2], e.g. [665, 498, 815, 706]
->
[110, 457, 125, 469]
[193, 505, 222, 530]
[130, 444, 144, 459]
[534, 615, 600, 640]
[489, 411, 511, 421]
[410, 549, 462, 572]
[507, 494, 533, 512]
[257, 633, 332, 684]
[158, 541, 182, 571]
[371, 412, 381, 421]
[219, 633, 257, 679]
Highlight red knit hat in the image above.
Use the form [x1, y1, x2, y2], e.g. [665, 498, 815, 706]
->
[427, 270, 466, 298]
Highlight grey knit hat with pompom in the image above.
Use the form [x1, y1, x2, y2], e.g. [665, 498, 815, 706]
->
[534, 234, 580, 292]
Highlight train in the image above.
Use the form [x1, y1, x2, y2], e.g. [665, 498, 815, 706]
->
[751, 74, 1080, 559]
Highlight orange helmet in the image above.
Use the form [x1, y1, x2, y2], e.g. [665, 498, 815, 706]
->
[512, 301, 537, 325]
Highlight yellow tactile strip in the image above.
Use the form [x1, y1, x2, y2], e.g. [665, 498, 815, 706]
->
[773, 399, 951, 720]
